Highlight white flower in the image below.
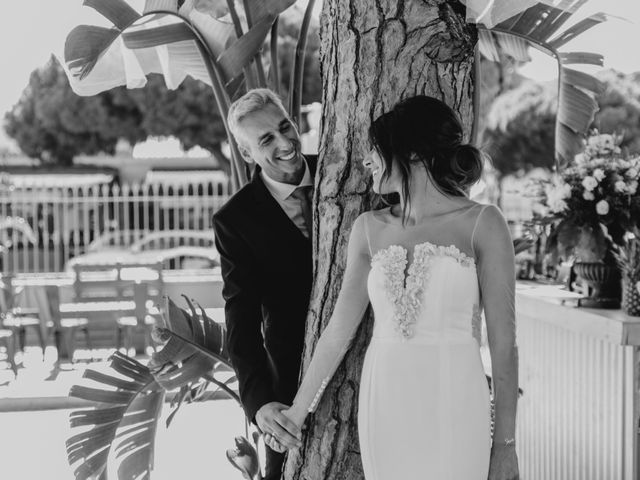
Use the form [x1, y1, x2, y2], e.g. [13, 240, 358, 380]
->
[629, 181, 638, 195]
[615, 180, 627, 193]
[626, 168, 638, 179]
[596, 200, 610, 215]
[544, 178, 570, 213]
[583, 190, 595, 201]
[549, 198, 568, 213]
[593, 168, 606, 182]
[582, 176, 598, 192]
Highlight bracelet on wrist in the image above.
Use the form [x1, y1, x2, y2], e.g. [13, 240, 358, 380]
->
[495, 437, 516, 447]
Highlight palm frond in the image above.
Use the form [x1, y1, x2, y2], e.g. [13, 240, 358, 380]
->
[182, 8, 237, 58]
[143, 0, 180, 14]
[477, 1, 608, 168]
[242, 0, 296, 25]
[269, 17, 280, 93]
[218, 16, 274, 85]
[66, 352, 165, 480]
[63, 0, 304, 192]
[64, 25, 122, 80]
[122, 23, 196, 48]
[288, 0, 317, 125]
[83, 0, 141, 29]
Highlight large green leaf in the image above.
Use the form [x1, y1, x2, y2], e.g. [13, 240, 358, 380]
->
[558, 51, 604, 66]
[149, 297, 238, 413]
[143, 0, 179, 14]
[84, 0, 141, 30]
[547, 13, 607, 49]
[479, 30, 530, 62]
[183, 8, 237, 57]
[65, 25, 122, 80]
[66, 353, 165, 480]
[242, 0, 296, 26]
[477, 1, 608, 168]
[122, 23, 196, 49]
[65, 293, 239, 480]
[217, 16, 274, 85]
[62, 0, 298, 192]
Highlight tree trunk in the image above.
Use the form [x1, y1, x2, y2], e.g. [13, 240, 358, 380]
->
[283, 1, 477, 479]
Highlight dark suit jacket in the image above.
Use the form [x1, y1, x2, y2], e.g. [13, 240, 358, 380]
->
[212, 156, 316, 422]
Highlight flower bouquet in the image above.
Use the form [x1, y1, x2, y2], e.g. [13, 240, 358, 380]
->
[532, 133, 640, 307]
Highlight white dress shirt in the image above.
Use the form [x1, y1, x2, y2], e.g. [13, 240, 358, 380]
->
[260, 160, 313, 237]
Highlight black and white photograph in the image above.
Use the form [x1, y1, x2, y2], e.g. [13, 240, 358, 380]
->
[1, 1, 640, 479]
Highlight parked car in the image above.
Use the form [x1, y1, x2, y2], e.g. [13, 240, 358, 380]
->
[66, 230, 219, 271]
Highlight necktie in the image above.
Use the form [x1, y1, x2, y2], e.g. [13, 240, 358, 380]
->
[291, 186, 313, 238]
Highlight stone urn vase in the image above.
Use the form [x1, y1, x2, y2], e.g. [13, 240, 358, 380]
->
[573, 261, 621, 309]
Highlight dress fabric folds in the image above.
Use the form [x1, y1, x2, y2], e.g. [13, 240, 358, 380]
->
[292, 204, 516, 480]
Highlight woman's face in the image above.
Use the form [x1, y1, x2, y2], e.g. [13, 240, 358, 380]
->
[362, 149, 398, 194]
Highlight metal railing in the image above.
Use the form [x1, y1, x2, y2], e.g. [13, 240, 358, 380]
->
[0, 179, 231, 274]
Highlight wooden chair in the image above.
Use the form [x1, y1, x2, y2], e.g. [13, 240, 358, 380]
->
[35, 286, 92, 362]
[0, 276, 47, 357]
[116, 282, 160, 355]
[0, 328, 17, 375]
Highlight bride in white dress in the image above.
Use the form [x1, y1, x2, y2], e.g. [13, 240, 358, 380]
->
[276, 96, 519, 479]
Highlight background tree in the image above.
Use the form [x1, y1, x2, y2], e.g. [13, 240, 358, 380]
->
[483, 81, 557, 177]
[4, 56, 145, 166]
[275, 7, 321, 107]
[283, 1, 476, 478]
[482, 70, 640, 179]
[593, 69, 640, 154]
[5, 9, 322, 170]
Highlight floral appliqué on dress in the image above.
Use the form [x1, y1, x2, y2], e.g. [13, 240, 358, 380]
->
[372, 242, 475, 339]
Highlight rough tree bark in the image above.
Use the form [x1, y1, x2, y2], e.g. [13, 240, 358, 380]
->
[284, 1, 477, 478]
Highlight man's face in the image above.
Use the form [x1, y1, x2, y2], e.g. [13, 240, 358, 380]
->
[235, 103, 304, 184]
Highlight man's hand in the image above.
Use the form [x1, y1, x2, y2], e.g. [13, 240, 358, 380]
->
[263, 433, 287, 453]
[256, 402, 302, 450]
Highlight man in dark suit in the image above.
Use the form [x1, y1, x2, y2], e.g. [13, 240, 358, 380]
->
[212, 89, 315, 480]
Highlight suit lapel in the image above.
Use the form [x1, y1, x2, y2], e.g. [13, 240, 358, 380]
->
[250, 168, 310, 243]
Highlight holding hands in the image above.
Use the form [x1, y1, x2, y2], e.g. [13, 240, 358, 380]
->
[256, 402, 302, 453]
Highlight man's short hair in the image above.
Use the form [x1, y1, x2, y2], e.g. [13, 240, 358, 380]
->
[227, 89, 289, 144]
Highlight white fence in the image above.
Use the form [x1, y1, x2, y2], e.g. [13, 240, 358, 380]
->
[515, 292, 637, 479]
[0, 179, 231, 274]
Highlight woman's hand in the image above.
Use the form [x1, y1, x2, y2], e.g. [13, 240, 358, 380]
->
[488, 444, 519, 480]
[280, 406, 306, 431]
[263, 408, 304, 452]
[263, 432, 287, 453]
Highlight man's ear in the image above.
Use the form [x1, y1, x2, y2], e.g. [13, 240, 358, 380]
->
[238, 144, 254, 164]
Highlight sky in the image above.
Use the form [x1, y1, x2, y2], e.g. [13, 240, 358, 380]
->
[0, 0, 639, 148]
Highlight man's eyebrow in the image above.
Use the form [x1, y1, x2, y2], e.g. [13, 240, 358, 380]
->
[258, 131, 273, 143]
[258, 119, 289, 143]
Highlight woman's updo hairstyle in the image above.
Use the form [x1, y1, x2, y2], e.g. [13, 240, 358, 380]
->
[369, 95, 484, 214]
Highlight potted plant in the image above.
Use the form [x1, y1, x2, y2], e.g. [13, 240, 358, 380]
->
[533, 133, 640, 307]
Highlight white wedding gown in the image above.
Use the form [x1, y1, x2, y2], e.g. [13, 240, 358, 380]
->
[291, 203, 516, 480]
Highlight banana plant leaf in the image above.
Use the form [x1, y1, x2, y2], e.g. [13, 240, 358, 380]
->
[63, 0, 302, 193]
[66, 353, 165, 480]
[150, 296, 236, 394]
[66, 294, 240, 480]
[476, 1, 607, 169]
